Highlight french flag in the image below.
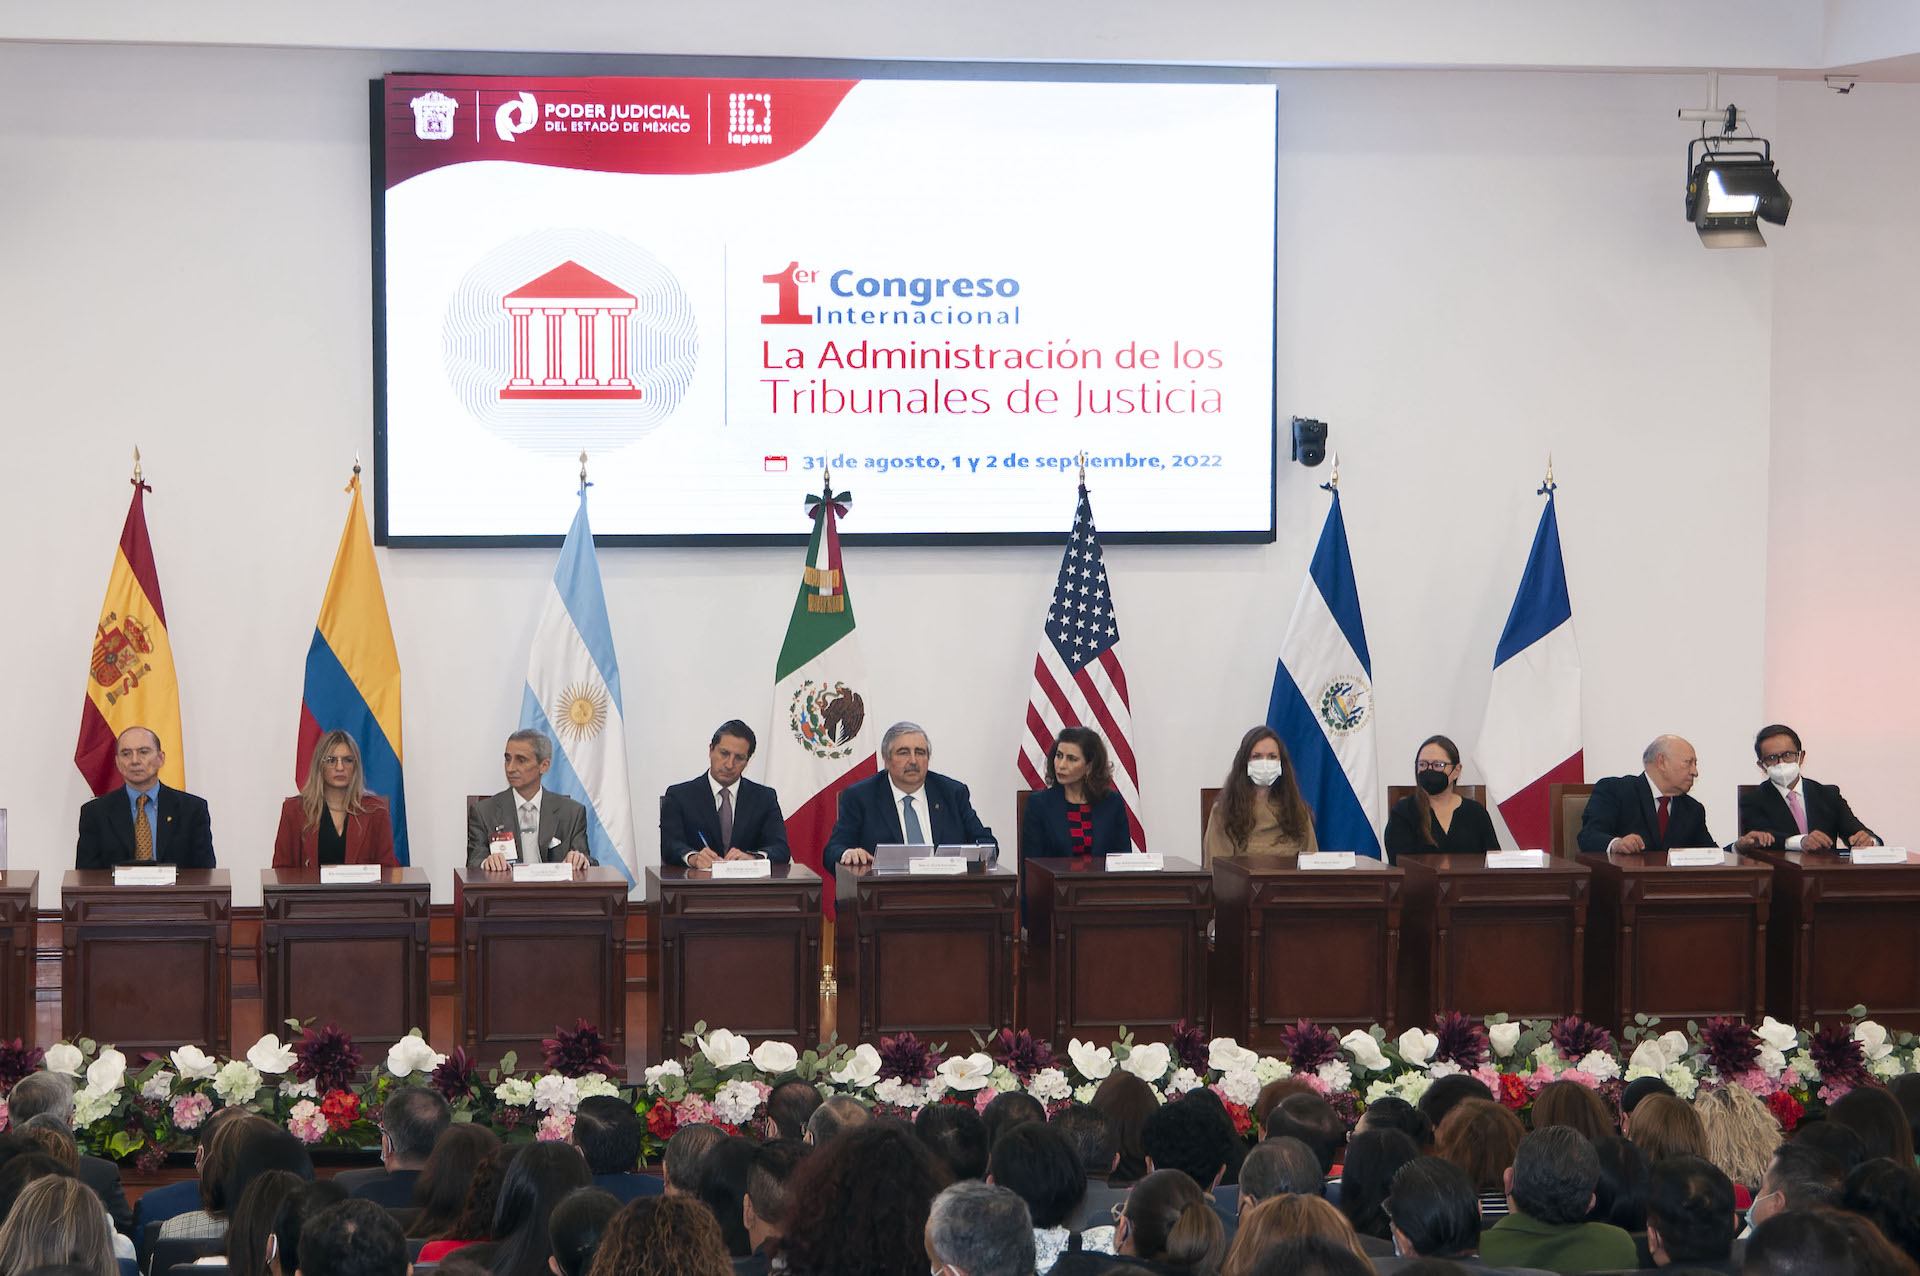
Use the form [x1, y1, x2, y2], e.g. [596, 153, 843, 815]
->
[1476, 481, 1582, 851]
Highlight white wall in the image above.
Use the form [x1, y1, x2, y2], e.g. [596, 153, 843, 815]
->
[0, 44, 1791, 906]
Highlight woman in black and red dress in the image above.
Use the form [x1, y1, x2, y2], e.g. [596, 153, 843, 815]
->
[1022, 725, 1131, 859]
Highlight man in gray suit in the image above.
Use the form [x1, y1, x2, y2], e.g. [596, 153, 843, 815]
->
[466, 729, 593, 869]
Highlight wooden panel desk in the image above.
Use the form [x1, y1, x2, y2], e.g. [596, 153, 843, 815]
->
[1213, 855, 1405, 1045]
[1756, 849, 1920, 1029]
[260, 868, 430, 1052]
[0, 872, 34, 1046]
[1397, 854, 1589, 1024]
[1578, 850, 1771, 1030]
[62, 870, 231, 1055]
[455, 867, 629, 1066]
[650, 864, 821, 1052]
[836, 863, 1018, 1044]
[1023, 857, 1210, 1045]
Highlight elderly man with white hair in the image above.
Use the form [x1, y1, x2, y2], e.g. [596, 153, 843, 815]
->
[1577, 734, 1768, 856]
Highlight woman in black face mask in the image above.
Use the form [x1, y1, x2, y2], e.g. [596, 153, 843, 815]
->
[1383, 735, 1500, 863]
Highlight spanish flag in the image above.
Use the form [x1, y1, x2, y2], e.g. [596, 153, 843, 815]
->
[76, 475, 184, 795]
[298, 470, 410, 863]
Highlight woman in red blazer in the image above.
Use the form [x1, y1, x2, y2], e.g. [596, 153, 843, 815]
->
[272, 730, 397, 868]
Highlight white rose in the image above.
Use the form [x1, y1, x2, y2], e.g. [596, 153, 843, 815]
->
[937, 1053, 996, 1092]
[1854, 1021, 1894, 1062]
[141, 1071, 176, 1102]
[212, 1060, 263, 1105]
[246, 1034, 297, 1075]
[1028, 1068, 1072, 1103]
[1488, 1023, 1521, 1058]
[1068, 1039, 1115, 1081]
[1208, 1038, 1259, 1073]
[1657, 1031, 1691, 1066]
[85, 1048, 127, 1094]
[1756, 1017, 1799, 1052]
[643, 1060, 684, 1091]
[1579, 1050, 1620, 1082]
[1255, 1057, 1292, 1084]
[1121, 1043, 1171, 1082]
[1627, 1040, 1669, 1077]
[751, 1041, 800, 1074]
[44, 1043, 84, 1076]
[1397, 1029, 1438, 1069]
[700, 1029, 751, 1069]
[170, 1045, 218, 1080]
[1218, 1069, 1261, 1106]
[1341, 1030, 1390, 1073]
[830, 1044, 882, 1088]
[1757, 1046, 1787, 1079]
[1317, 1060, 1352, 1091]
[494, 1077, 535, 1105]
[73, 1087, 115, 1127]
[386, 1034, 446, 1078]
[1166, 1068, 1202, 1096]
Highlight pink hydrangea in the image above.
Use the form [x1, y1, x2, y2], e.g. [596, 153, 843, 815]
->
[1470, 1064, 1503, 1092]
[673, 1094, 718, 1126]
[1301, 1072, 1333, 1097]
[286, 1100, 329, 1144]
[171, 1094, 213, 1131]
[972, 1087, 1002, 1114]
[537, 1111, 575, 1142]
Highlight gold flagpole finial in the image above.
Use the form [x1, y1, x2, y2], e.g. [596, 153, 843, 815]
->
[132, 446, 142, 484]
[579, 451, 589, 488]
[1328, 451, 1340, 491]
[1077, 452, 1087, 484]
[823, 466, 831, 491]
[1544, 453, 1555, 488]
[352, 451, 362, 479]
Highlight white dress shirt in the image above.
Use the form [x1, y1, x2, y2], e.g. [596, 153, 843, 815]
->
[891, 780, 931, 844]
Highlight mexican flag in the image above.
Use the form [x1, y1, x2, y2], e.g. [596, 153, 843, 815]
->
[763, 476, 874, 920]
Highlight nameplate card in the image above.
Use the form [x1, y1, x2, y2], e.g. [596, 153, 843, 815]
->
[1485, 850, 1548, 869]
[908, 857, 967, 875]
[1298, 852, 1356, 871]
[1667, 848, 1725, 866]
[114, 865, 177, 886]
[511, 863, 574, 882]
[1851, 846, 1909, 865]
[1104, 854, 1164, 872]
[709, 860, 771, 879]
[320, 865, 383, 884]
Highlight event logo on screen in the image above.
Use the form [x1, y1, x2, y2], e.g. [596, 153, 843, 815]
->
[409, 92, 457, 141]
[496, 92, 537, 142]
[440, 229, 697, 455]
[728, 93, 772, 146]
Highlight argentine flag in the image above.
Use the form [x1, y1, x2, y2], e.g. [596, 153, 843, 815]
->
[520, 490, 638, 886]
[1267, 488, 1383, 857]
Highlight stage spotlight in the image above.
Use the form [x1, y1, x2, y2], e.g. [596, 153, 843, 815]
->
[1290, 416, 1328, 467]
[1686, 139, 1791, 248]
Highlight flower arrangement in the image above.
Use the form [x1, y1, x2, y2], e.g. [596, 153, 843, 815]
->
[11, 1007, 1915, 1166]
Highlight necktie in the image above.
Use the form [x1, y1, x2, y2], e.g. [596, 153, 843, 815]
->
[519, 802, 537, 858]
[1656, 795, 1671, 843]
[1787, 788, 1809, 837]
[134, 794, 153, 863]
[718, 786, 734, 849]
[902, 795, 926, 844]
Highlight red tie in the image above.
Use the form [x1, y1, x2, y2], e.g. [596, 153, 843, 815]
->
[1657, 795, 1671, 842]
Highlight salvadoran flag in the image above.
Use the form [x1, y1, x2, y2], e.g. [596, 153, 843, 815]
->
[1476, 482, 1582, 851]
[1267, 487, 1383, 857]
[519, 489, 637, 886]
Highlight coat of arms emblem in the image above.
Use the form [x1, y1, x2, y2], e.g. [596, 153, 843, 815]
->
[91, 612, 155, 700]
[410, 91, 459, 141]
[789, 680, 865, 761]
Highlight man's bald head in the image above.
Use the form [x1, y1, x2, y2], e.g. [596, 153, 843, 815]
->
[1643, 735, 1698, 797]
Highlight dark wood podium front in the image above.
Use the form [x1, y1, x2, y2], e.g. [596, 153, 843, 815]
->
[1213, 855, 1404, 1045]
[0, 872, 36, 1046]
[836, 863, 1018, 1044]
[260, 868, 430, 1053]
[62, 870, 231, 1055]
[1756, 849, 1920, 1029]
[650, 864, 821, 1052]
[455, 867, 629, 1066]
[1023, 857, 1210, 1045]
[1397, 855, 1589, 1024]
[1578, 850, 1771, 1031]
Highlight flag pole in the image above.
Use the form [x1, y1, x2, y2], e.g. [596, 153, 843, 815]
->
[819, 461, 837, 1002]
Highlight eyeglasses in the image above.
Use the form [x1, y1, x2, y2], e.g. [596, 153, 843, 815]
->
[1759, 751, 1802, 766]
[321, 756, 357, 767]
[1414, 760, 1451, 772]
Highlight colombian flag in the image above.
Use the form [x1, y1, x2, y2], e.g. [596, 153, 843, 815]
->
[298, 471, 410, 863]
[76, 477, 184, 794]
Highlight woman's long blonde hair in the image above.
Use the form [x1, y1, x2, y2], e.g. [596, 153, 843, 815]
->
[1693, 1084, 1782, 1190]
[0, 1175, 118, 1276]
[298, 730, 371, 832]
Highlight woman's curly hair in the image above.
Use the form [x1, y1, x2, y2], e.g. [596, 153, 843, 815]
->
[775, 1120, 951, 1276]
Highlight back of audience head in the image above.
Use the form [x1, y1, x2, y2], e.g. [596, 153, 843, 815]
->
[0, 1152, 72, 1221]
[1530, 1079, 1616, 1143]
[802, 1095, 870, 1147]
[1253, 1077, 1318, 1134]
[1265, 1092, 1344, 1176]
[1751, 1140, 1844, 1229]
[1374, 1261, 1473, 1276]
[1890, 1074, 1920, 1158]
[1629, 1092, 1709, 1164]
[1240, 1232, 1373, 1276]
[1694, 1083, 1783, 1191]
[1180, 1087, 1247, 1182]
[0, 1175, 114, 1276]
[1792, 1117, 1868, 1176]
[1383, 1156, 1480, 1260]
[1506, 1126, 1600, 1226]
[1644, 1155, 1736, 1267]
[1354, 1095, 1433, 1150]
[742, 1138, 807, 1256]
[226, 1169, 307, 1276]
[1746, 1206, 1920, 1276]
[1226, 1193, 1368, 1276]
[571, 1096, 641, 1177]
[1143, 1091, 1239, 1190]
[1830, 1086, 1918, 1167]
[1338, 1128, 1420, 1240]
[1117, 1168, 1224, 1274]
[414, 1124, 502, 1238]
[1825, 1208, 1920, 1276]
[17, 1116, 79, 1171]
[1049, 1103, 1116, 1182]
[661, 1124, 727, 1195]
[1434, 1098, 1523, 1196]
[296, 1199, 408, 1276]
[776, 1119, 950, 1276]
[201, 1114, 280, 1213]
[492, 1141, 593, 1276]
[691, 1137, 757, 1257]
[546, 1187, 621, 1276]
[915, 1103, 990, 1183]
[4, 1072, 74, 1128]
[1842, 1158, 1920, 1267]
[1416, 1074, 1494, 1136]
[1090, 1071, 1158, 1184]
[981, 1090, 1046, 1149]
[382, 1084, 453, 1170]
[925, 1181, 1033, 1276]
[1621, 1075, 1677, 1128]
[449, 1147, 512, 1243]
[272, 1180, 349, 1276]
[1588, 1134, 1651, 1232]
[227, 1125, 317, 1212]
[1239, 1136, 1325, 1210]
[587, 1196, 729, 1276]
[985, 1121, 1084, 1230]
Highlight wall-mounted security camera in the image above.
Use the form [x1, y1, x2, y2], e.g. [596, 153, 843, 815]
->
[1290, 416, 1328, 467]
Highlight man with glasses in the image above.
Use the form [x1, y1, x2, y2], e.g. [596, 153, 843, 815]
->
[336, 1084, 450, 1205]
[76, 725, 216, 869]
[1737, 724, 1879, 851]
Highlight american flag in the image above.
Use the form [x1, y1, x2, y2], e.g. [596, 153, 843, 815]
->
[1018, 483, 1145, 852]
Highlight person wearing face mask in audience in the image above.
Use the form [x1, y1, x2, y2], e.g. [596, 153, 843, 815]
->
[1736, 723, 1879, 852]
[1383, 735, 1500, 863]
[1203, 726, 1317, 863]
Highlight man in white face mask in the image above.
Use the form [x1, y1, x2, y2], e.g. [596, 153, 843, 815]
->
[1735, 724, 1879, 852]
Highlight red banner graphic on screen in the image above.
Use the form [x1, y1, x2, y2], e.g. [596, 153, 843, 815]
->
[384, 76, 859, 188]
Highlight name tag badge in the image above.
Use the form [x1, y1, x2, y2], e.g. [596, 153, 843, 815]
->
[1667, 848, 1725, 866]
[1104, 853, 1165, 872]
[321, 865, 383, 884]
[1851, 846, 1909, 865]
[512, 862, 573, 882]
[490, 831, 520, 863]
[1486, 850, 1548, 869]
[909, 856, 967, 875]
[709, 860, 771, 879]
[1298, 852, 1356, 871]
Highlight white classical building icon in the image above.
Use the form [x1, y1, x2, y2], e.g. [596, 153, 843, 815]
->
[500, 261, 643, 401]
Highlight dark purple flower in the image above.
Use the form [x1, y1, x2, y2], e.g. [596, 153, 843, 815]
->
[1327, 1089, 1362, 1131]
[0, 1040, 45, 1093]
[1277, 1020, 1340, 1074]
[1697, 1017, 1761, 1078]
[876, 1033, 936, 1084]
[984, 1030, 1056, 1081]
[1548, 1016, 1613, 1062]
[543, 1020, 615, 1078]
[429, 1048, 477, 1103]
[1431, 1013, 1489, 1070]
[1808, 1022, 1870, 1089]
[1170, 1021, 1209, 1074]
[292, 1025, 363, 1095]
[134, 1145, 166, 1176]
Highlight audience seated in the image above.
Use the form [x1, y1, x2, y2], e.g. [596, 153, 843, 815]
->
[1252, 1079, 1318, 1137]
[1528, 1082, 1615, 1144]
[1223, 1194, 1369, 1276]
[1822, 1209, 1920, 1276]
[1265, 1094, 1345, 1178]
[222, 1170, 306, 1276]
[661, 1127, 727, 1198]
[982, 1092, 1046, 1149]
[412, 1126, 504, 1240]
[764, 1082, 822, 1143]
[1416, 1076, 1495, 1142]
[1353, 1097, 1433, 1152]
[800, 1097, 869, 1147]
[1644, 1155, 1738, 1272]
[1829, 1087, 1918, 1168]
[490, 1143, 593, 1276]
[1434, 1100, 1523, 1221]
[738, 1139, 807, 1276]
[925, 1181, 1035, 1276]
[987, 1123, 1113, 1273]
[1586, 1135, 1650, 1233]
[135, 1107, 255, 1250]
[299, 1200, 408, 1276]
[0, 1152, 74, 1222]
[586, 1197, 730, 1276]
[1241, 1233, 1373, 1276]
[1337, 1129, 1419, 1242]
[1746, 1141, 1843, 1232]
[1790, 1118, 1867, 1177]
[418, 1146, 509, 1263]
[1692, 1084, 1782, 1206]
[1477, 1127, 1636, 1273]
[774, 1120, 948, 1276]
[1238, 1137, 1325, 1217]
[691, 1138, 756, 1257]
[1051, 1104, 1128, 1231]
[1618, 1077, 1675, 1133]
[1090, 1073, 1159, 1186]
[159, 1116, 285, 1242]
[1888, 1075, 1920, 1159]
[572, 1098, 657, 1204]
[1841, 1158, 1920, 1268]
[545, 1187, 620, 1276]
[1378, 1156, 1480, 1264]
[267, 1180, 348, 1276]
[1627, 1094, 1708, 1165]
[345, 1087, 451, 1208]
[1142, 1092, 1242, 1240]
[0, 1176, 118, 1276]
[7, 1073, 134, 1237]
[1053, 1167, 1222, 1276]
[1743, 1207, 1920, 1276]
[15, 1119, 129, 1262]
[915, 1103, 991, 1184]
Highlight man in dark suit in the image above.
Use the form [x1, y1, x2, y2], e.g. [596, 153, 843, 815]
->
[1577, 735, 1768, 855]
[341, 1085, 448, 1207]
[75, 726, 216, 870]
[825, 721, 995, 866]
[1737, 723, 1879, 851]
[660, 720, 791, 868]
[6, 1072, 134, 1235]
[573, 1094, 662, 1202]
[466, 729, 593, 869]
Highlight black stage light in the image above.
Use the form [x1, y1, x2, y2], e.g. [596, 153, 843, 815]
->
[1686, 139, 1791, 248]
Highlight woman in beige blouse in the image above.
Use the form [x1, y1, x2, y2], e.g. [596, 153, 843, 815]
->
[1203, 725, 1318, 862]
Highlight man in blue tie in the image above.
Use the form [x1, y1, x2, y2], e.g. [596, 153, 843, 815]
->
[825, 721, 995, 866]
[75, 726, 216, 869]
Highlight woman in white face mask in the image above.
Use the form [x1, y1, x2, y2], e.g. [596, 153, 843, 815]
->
[1203, 726, 1317, 863]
